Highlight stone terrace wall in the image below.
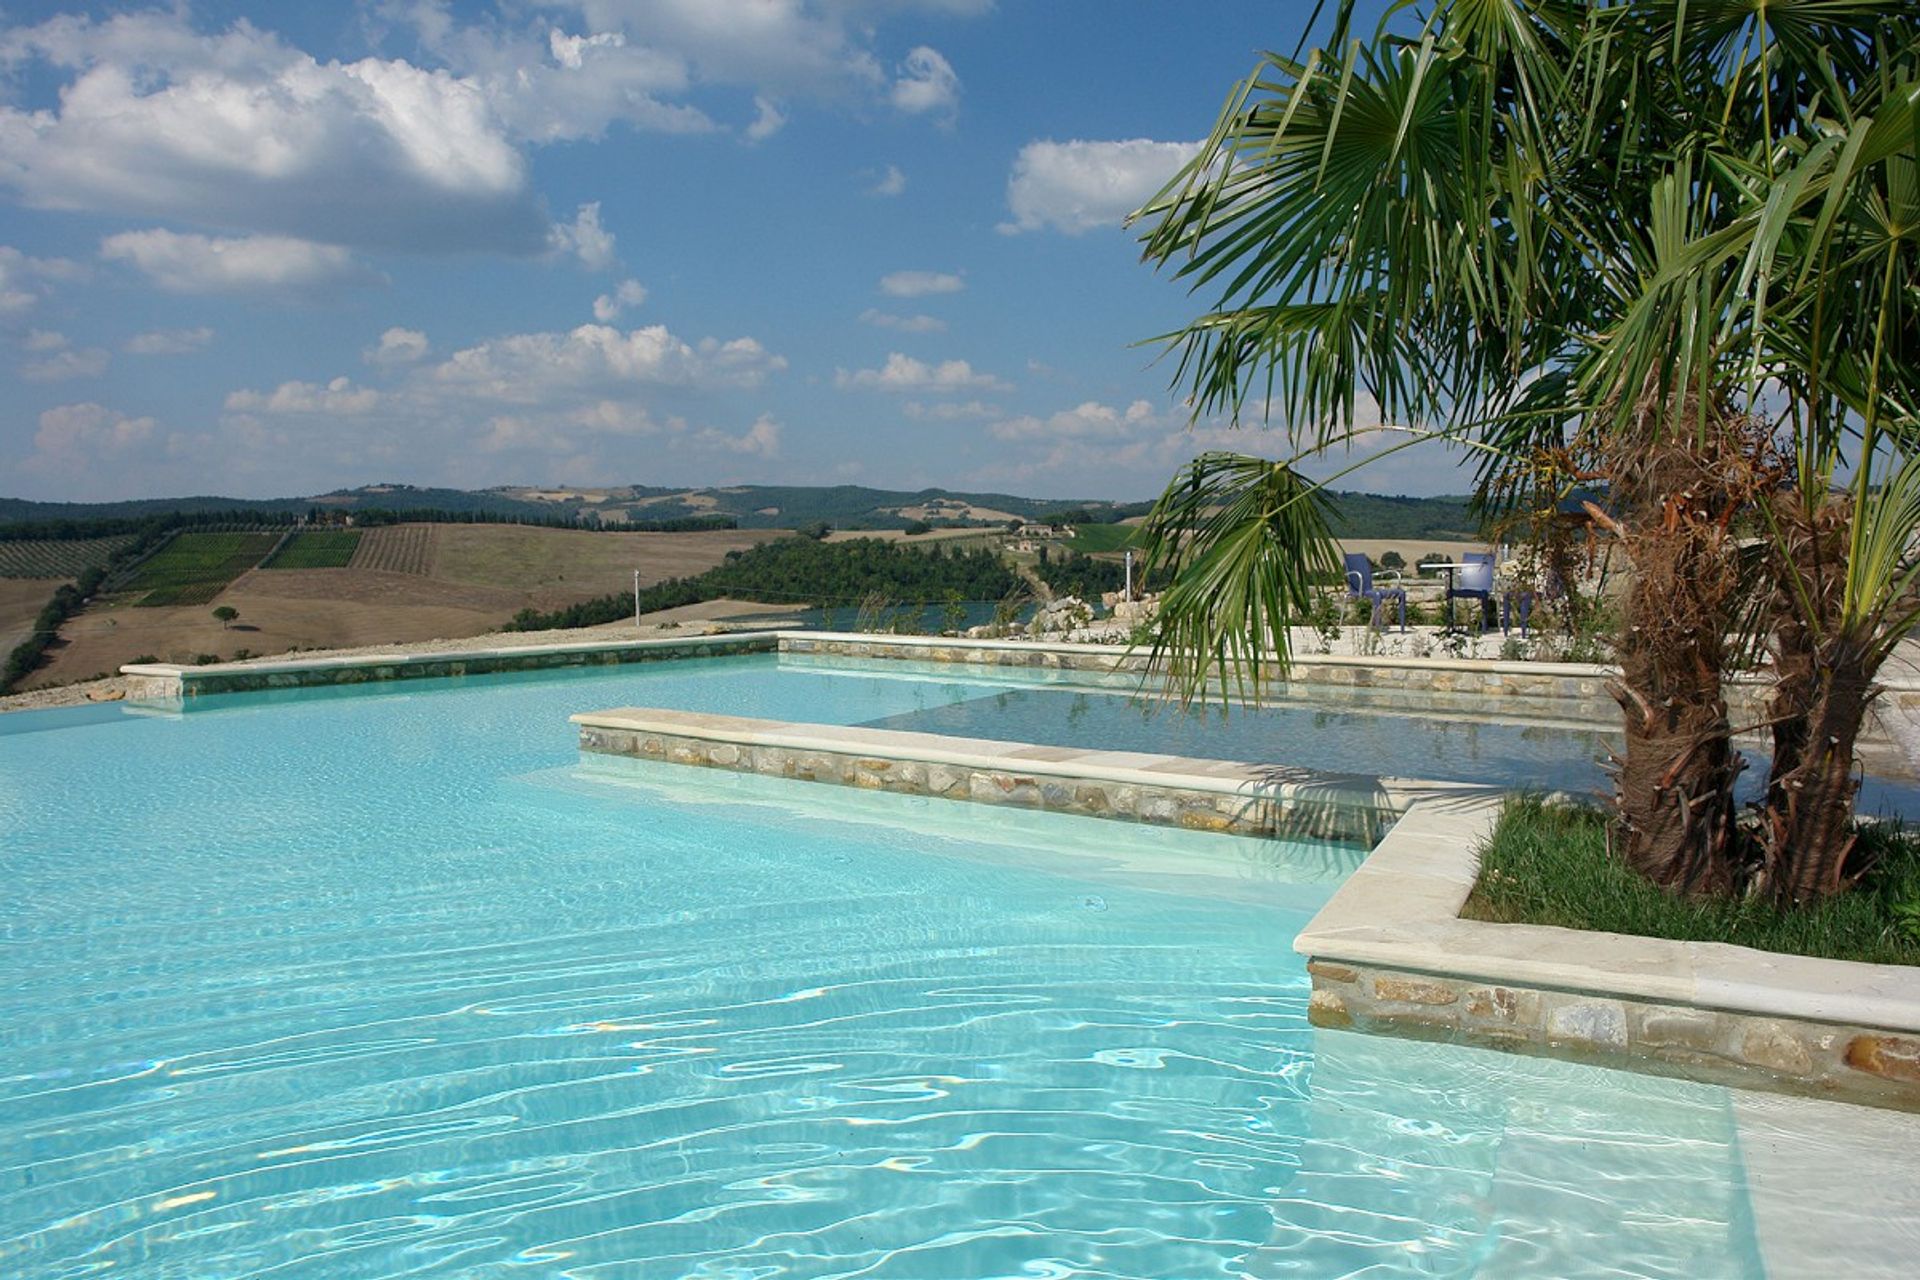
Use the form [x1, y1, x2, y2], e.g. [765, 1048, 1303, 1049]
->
[123, 631, 778, 701]
[1308, 960, 1920, 1111]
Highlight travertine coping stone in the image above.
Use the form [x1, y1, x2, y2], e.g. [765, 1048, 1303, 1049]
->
[772, 631, 1917, 734]
[120, 631, 781, 701]
[571, 704, 1428, 844]
[1296, 796, 1920, 1109]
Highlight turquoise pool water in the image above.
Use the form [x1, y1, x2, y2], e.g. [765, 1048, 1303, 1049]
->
[1, 659, 1770, 1276]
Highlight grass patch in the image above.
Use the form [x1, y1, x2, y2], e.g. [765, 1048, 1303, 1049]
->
[124, 531, 278, 607]
[262, 529, 362, 569]
[1064, 523, 1139, 554]
[1465, 795, 1920, 966]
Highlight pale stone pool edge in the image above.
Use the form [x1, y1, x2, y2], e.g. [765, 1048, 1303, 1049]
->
[570, 704, 1426, 846]
[1295, 794, 1920, 1112]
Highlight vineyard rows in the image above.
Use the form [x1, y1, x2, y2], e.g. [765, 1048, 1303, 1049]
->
[0, 535, 137, 579]
[124, 532, 280, 607]
[352, 524, 435, 574]
[262, 530, 363, 569]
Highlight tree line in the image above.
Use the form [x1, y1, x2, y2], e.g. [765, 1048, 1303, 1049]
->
[1, 522, 183, 692]
[508, 537, 1019, 631]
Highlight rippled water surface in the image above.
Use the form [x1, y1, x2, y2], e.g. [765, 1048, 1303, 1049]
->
[1, 657, 1766, 1276]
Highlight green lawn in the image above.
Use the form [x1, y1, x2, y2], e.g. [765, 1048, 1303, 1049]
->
[1466, 796, 1920, 966]
[1064, 523, 1139, 554]
[262, 529, 363, 569]
[123, 531, 280, 606]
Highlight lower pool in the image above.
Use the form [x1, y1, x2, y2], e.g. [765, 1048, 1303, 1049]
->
[0, 658, 1787, 1275]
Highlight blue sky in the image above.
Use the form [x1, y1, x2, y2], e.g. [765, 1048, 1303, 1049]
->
[0, 0, 1451, 504]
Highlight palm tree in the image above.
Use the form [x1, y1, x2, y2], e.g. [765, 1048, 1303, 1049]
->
[1131, 1, 1917, 899]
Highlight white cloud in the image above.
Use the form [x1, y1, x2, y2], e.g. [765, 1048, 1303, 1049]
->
[21, 340, 109, 382]
[0, 245, 84, 313]
[366, 327, 430, 366]
[889, 46, 958, 117]
[225, 376, 382, 414]
[903, 399, 999, 420]
[879, 269, 963, 297]
[987, 399, 1162, 440]
[867, 164, 907, 197]
[126, 326, 214, 356]
[1000, 138, 1201, 235]
[593, 278, 649, 321]
[23, 328, 67, 352]
[100, 229, 370, 294]
[836, 352, 1009, 393]
[0, 12, 552, 255]
[697, 413, 781, 456]
[429, 322, 786, 400]
[20, 402, 158, 491]
[745, 94, 787, 141]
[859, 308, 945, 333]
[558, 0, 887, 98]
[548, 202, 618, 269]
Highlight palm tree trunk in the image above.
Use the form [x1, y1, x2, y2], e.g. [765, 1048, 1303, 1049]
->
[1597, 413, 1763, 897]
[1758, 643, 1874, 901]
[1607, 536, 1743, 896]
[1756, 492, 1871, 902]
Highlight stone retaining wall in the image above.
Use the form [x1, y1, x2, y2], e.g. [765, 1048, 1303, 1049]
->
[574, 709, 1401, 847]
[122, 631, 778, 701]
[1295, 796, 1920, 1110]
[1307, 961, 1920, 1111]
[781, 633, 1769, 713]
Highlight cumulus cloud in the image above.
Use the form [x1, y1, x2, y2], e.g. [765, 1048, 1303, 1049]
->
[1000, 138, 1201, 235]
[879, 269, 963, 297]
[867, 164, 907, 197]
[744, 94, 787, 141]
[225, 376, 382, 414]
[987, 399, 1162, 440]
[20, 331, 109, 382]
[0, 245, 84, 313]
[548, 202, 618, 269]
[890, 46, 959, 117]
[365, 327, 430, 366]
[697, 413, 781, 456]
[22, 349, 109, 382]
[903, 399, 999, 420]
[429, 322, 786, 400]
[859, 308, 945, 333]
[100, 229, 371, 294]
[593, 278, 649, 321]
[125, 326, 214, 356]
[0, 11, 553, 255]
[18, 402, 159, 492]
[836, 352, 1009, 393]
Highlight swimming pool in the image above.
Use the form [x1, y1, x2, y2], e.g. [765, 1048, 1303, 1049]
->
[0, 658, 1800, 1274]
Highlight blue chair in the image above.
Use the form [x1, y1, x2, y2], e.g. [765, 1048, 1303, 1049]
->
[1447, 553, 1496, 633]
[1503, 568, 1563, 637]
[1344, 553, 1406, 631]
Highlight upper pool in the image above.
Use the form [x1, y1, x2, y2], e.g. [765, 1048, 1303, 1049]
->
[0, 656, 1794, 1275]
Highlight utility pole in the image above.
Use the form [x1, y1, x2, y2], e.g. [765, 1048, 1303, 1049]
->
[633, 569, 641, 628]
